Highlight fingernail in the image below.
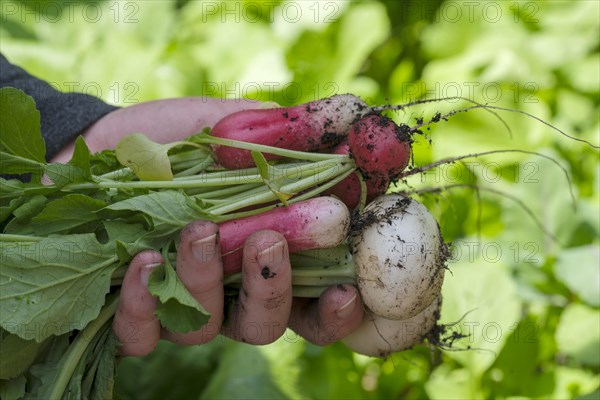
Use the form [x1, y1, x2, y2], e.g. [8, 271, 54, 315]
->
[140, 263, 162, 286]
[257, 241, 286, 277]
[192, 233, 218, 263]
[335, 293, 358, 319]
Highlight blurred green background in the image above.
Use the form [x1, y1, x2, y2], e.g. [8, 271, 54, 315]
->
[1, 0, 598, 398]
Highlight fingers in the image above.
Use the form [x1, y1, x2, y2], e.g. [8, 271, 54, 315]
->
[113, 250, 163, 357]
[162, 221, 224, 345]
[222, 231, 293, 345]
[289, 284, 364, 345]
[115, 224, 362, 357]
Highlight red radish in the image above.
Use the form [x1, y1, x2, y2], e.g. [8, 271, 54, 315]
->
[211, 94, 367, 169]
[324, 140, 390, 208]
[348, 113, 412, 181]
[217, 196, 350, 274]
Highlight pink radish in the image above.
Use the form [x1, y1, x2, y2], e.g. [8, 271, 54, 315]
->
[217, 196, 350, 274]
[211, 94, 367, 169]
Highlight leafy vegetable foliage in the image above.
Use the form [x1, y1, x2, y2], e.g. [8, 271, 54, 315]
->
[1, 0, 598, 398]
[0, 85, 356, 398]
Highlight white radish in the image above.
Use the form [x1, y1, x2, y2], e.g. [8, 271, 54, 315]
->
[350, 194, 446, 321]
[342, 296, 441, 357]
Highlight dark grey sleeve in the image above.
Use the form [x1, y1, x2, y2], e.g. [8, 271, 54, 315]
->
[1, 53, 120, 161]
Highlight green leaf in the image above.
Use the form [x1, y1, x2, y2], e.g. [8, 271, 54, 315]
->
[0, 329, 43, 379]
[64, 324, 118, 400]
[89, 328, 119, 400]
[89, 149, 123, 176]
[40, 137, 93, 187]
[29, 194, 106, 235]
[11, 195, 47, 221]
[85, 328, 118, 400]
[0, 375, 27, 400]
[0, 151, 45, 176]
[0, 234, 119, 341]
[115, 339, 225, 399]
[147, 259, 210, 333]
[115, 133, 177, 181]
[0, 178, 56, 201]
[25, 334, 71, 398]
[68, 136, 93, 181]
[0, 87, 46, 163]
[102, 220, 155, 263]
[0, 197, 25, 224]
[551, 366, 600, 400]
[440, 246, 522, 376]
[555, 245, 600, 307]
[44, 163, 89, 187]
[105, 190, 214, 233]
[0, 178, 26, 198]
[490, 317, 554, 397]
[555, 303, 600, 366]
[336, 2, 390, 84]
[199, 339, 305, 400]
[425, 365, 483, 400]
[4, 195, 48, 234]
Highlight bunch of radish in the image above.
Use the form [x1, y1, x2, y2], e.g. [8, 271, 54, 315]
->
[208, 94, 447, 356]
[3, 87, 595, 399]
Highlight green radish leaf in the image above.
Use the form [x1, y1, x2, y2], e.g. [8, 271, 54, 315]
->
[0, 87, 46, 163]
[0, 329, 43, 379]
[0, 234, 119, 341]
[103, 221, 152, 264]
[28, 194, 106, 235]
[148, 259, 210, 333]
[25, 334, 70, 398]
[0, 178, 26, 197]
[0, 178, 56, 201]
[115, 133, 178, 181]
[11, 195, 47, 221]
[106, 191, 215, 233]
[0, 151, 45, 176]
[41, 137, 94, 186]
[4, 195, 48, 234]
[251, 151, 293, 205]
[63, 323, 118, 400]
[68, 136, 93, 181]
[0, 197, 25, 223]
[0, 375, 27, 400]
[84, 327, 118, 400]
[44, 163, 89, 187]
[90, 149, 124, 176]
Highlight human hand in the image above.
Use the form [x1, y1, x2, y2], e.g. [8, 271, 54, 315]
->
[51, 98, 365, 355]
[50, 97, 270, 163]
[113, 221, 364, 356]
